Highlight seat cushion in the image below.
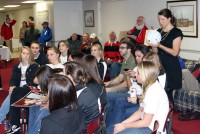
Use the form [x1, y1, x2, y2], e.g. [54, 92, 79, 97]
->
[174, 89, 200, 112]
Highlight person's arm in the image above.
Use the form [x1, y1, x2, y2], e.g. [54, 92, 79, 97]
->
[106, 80, 127, 92]
[1, 25, 5, 41]
[157, 36, 181, 56]
[104, 73, 124, 86]
[135, 27, 147, 44]
[114, 112, 153, 133]
[10, 19, 16, 27]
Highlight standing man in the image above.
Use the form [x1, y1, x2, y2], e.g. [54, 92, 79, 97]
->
[127, 16, 148, 45]
[104, 31, 122, 80]
[38, 21, 52, 50]
[104, 38, 136, 93]
[1, 17, 16, 53]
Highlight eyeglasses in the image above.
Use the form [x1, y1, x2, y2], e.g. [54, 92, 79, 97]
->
[137, 19, 143, 22]
[119, 47, 127, 49]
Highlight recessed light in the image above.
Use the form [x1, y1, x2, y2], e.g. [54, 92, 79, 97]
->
[22, 1, 40, 3]
[4, 5, 20, 8]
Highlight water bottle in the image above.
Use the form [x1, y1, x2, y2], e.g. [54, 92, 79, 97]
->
[3, 119, 8, 131]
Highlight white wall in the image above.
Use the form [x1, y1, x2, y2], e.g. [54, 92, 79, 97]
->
[53, 1, 83, 42]
[33, 1, 54, 39]
[84, 0, 200, 60]
[3, 8, 33, 38]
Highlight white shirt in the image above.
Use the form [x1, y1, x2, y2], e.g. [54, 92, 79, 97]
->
[46, 63, 64, 69]
[142, 81, 169, 133]
[59, 55, 68, 64]
[20, 65, 28, 87]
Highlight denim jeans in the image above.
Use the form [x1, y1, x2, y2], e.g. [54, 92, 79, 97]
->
[108, 61, 122, 80]
[0, 95, 10, 122]
[106, 92, 129, 126]
[118, 127, 152, 134]
[28, 106, 49, 134]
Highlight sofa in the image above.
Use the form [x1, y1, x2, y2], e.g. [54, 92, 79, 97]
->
[174, 58, 200, 112]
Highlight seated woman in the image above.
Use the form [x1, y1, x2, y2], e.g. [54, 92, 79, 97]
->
[64, 61, 99, 133]
[40, 74, 85, 134]
[91, 44, 107, 81]
[46, 46, 64, 69]
[4, 47, 39, 134]
[113, 61, 169, 134]
[106, 45, 149, 127]
[81, 55, 107, 108]
[28, 65, 55, 134]
[68, 52, 84, 62]
[58, 40, 70, 64]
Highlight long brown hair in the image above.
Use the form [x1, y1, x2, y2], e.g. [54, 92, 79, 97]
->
[48, 74, 78, 112]
[81, 55, 103, 85]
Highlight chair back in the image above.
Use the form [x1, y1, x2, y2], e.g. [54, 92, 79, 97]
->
[151, 120, 159, 134]
[87, 116, 101, 134]
[163, 103, 173, 132]
[0, 68, 12, 91]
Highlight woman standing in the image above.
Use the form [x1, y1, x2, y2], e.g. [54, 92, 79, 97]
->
[152, 8, 183, 105]
[19, 21, 28, 46]
[58, 40, 70, 64]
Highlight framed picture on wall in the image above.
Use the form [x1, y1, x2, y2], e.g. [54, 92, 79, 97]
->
[84, 10, 94, 27]
[167, 0, 198, 38]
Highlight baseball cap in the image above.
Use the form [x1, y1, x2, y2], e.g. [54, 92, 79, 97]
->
[90, 33, 97, 39]
[42, 21, 48, 25]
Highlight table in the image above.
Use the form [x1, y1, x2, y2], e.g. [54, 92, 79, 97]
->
[0, 46, 11, 60]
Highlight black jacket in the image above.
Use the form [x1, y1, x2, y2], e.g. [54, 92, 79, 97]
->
[10, 63, 39, 87]
[75, 84, 99, 131]
[87, 81, 107, 106]
[35, 52, 48, 66]
[40, 107, 85, 134]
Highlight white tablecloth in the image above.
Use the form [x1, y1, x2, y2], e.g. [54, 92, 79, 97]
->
[0, 46, 11, 60]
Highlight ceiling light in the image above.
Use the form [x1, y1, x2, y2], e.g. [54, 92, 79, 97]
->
[4, 5, 20, 8]
[0, 8, 5, 10]
[22, 1, 40, 3]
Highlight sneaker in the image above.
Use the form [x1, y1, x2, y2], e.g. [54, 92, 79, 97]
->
[6, 125, 21, 134]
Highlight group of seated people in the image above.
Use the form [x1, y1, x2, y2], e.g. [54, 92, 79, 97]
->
[0, 35, 172, 134]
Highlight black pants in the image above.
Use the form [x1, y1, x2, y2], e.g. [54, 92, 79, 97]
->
[9, 86, 30, 132]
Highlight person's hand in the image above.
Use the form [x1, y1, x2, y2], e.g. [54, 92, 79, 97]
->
[127, 97, 137, 104]
[9, 86, 16, 95]
[129, 70, 136, 77]
[127, 31, 132, 35]
[114, 123, 125, 134]
[104, 81, 111, 87]
[149, 42, 161, 48]
[118, 60, 122, 64]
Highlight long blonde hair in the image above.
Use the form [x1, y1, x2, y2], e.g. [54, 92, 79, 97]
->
[19, 46, 35, 64]
[91, 44, 103, 59]
[137, 61, 159, 102]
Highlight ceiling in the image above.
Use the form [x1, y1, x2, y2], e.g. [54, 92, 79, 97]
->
[0, 0, 49, 13]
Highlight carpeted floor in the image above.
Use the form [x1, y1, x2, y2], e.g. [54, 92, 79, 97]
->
[0, 111, 200, 134]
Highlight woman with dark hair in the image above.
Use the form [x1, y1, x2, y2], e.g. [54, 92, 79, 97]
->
[28, 65, 55, 134]
[81, 55, 107, 107]
[68, 52, 84, 62]
[64, 61, 99, 133]
[152, 8, 183, 105]
[19, 21, 28, 46]
[40, 74, 84, 134]
[58, 40, 70, 64]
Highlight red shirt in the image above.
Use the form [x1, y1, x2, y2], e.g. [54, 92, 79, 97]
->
[104, 41, 122, 62]
[129, 25, 148, 44]
[1, 20, 16, 40]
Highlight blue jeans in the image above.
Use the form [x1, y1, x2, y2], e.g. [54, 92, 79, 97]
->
[108, 62, 122, 80]
[106, 92, 129, 126]
[0, 95, 10, 122]
[28, 106, 49, 134]
[118, 127, 152, 134]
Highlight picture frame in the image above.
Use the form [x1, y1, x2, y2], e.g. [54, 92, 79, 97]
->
[84, 10, 94, 27]
[167, 0, 198, 38]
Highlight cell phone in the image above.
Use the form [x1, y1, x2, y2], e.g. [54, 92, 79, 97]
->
[124, 68, 129, 71]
